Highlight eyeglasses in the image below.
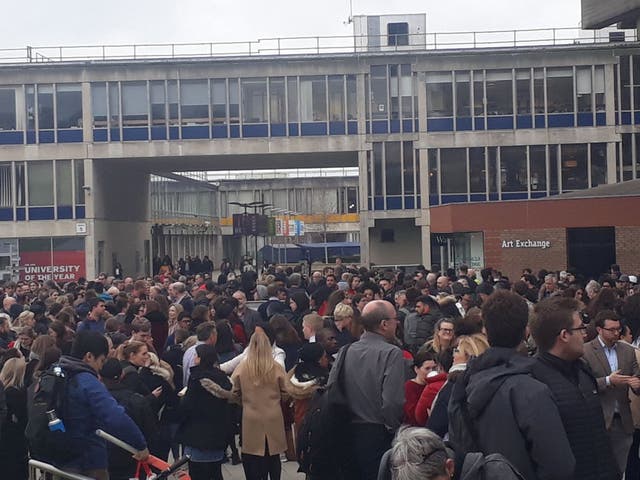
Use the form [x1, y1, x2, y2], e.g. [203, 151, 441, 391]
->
[567, 325, 587, 334]
[601, 327, 622, 333]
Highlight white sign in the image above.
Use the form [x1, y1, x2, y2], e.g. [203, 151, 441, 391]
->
[76, 222, 87, 234]
[502, 239, 551, 250]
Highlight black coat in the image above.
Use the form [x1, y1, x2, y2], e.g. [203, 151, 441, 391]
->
[0, 386, 27, 480]
[177, 365, 232, 451]
[531, 352, 619, 480]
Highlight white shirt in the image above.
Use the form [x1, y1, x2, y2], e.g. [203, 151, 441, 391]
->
[182, 341, 204, 384]
[220, 344, 286, 374]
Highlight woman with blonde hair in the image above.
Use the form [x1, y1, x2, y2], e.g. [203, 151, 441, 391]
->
[14, 310, 35, 329]
[167, 303, 184, 337]
[0, 356, 28, 479]
[232, 329, 288, 480]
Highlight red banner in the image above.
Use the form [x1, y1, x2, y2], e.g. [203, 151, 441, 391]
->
[19, 237, 85, 283]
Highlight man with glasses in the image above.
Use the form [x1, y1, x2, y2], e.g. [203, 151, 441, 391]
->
[583, 310, 640, 474]
[530, 297, 619, 480]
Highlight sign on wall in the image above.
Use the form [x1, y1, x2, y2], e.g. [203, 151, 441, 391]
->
[501, 239, 551, 249]
[19, 237, 86, 283]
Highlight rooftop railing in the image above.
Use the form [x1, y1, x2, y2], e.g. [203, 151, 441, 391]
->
[0, 27, 636, 64]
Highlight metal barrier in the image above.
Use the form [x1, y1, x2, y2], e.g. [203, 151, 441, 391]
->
[28, 460, 94, 480]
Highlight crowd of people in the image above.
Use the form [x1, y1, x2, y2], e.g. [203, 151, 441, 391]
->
[0, 259, 639, 480]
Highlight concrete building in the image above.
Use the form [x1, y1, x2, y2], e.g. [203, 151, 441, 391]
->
[1, 16, 640, 282]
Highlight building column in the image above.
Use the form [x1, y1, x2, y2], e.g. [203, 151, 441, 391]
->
[418, 146, 431, 268]
[607, 142, 617, 184]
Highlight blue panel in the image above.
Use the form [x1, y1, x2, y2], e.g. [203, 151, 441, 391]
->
[516, 116, 532, 129]
[549, 190, 560, 196]
[547, 114, 574, 128]
[123, 127, 149, 141]
[441, 195, 468, 204]
[270, 124, 286, 137]
[26, 130, 37, 144]
[0, 208, 12, 221]
[57, 206, 73, 219]
[16, 208, 25, 221]
[488, 193, 499, 201]
[373, 197, 385, 210]
[169, 126, 180, 140]
[0, 131, 23, 144]
[487, 116, 513, 130]
[151, 126, 167, 140]
[635, 112, 640, 125]
[621, 112, 632, 125]
[535, 115, 546, 128]
[402, 119, 413, 133]
[372, 120, 388, 134]
[329, 122, 346, 135]
[110, 128, 121, 141]
[212, 125, 228, 138]
[577, 113, 593, 127]
[389, 120, 401, 133]
[182, 125, 210, 139]
[501, 192, 528, 201]
[473, 117, 485, 130]
[596, 113, 606, 126]
[288, 124, 299, 136]
[57, 129, 83, 143]
[429, 195, 439, 206]
[366, 122, 371, 134]
[229, 125, 240, 138]
[29, 207, 55, 220]
[531, 191, 547, 199]
[39, 130, 55, 143]
[93, 129, 108, 142]
[75, 206, 85, 219]
[386, 197, 403, 210]
[301, 122, 327, 136]
[427, 118, 454, 132]
[348, 121, 358, 134]
[470, 194, 487, 202]
[404, 196, 415, 209]
[242, 124, 268, 137]
[456, 117, 472, 131]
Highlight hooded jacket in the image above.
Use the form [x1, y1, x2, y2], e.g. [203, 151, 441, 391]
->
[448, 347, 575, 480]
[57, 355, 147, 471]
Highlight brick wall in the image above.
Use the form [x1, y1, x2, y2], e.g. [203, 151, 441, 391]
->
[484, 228, 567, 281]
[616, 227, 640, 275]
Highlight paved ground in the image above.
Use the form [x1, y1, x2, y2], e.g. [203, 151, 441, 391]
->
[221, 459, 304, 479]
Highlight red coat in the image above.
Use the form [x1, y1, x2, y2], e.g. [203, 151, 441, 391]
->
[415, 372, 448, 426]
[403, 380, 426, 426]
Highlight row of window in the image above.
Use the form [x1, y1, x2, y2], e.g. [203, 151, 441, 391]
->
[618, 133, 640, 181]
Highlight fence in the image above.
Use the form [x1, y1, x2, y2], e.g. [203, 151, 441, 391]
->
[28, 460, 94, 480]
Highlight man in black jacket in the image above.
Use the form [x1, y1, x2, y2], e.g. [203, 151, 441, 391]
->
[530, 297, 619, 480]
[448, 290, 574, 480]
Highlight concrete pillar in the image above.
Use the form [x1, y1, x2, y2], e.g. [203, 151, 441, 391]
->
[418, 147, 432, 268]
[84, 158, 96, 279]
[607, 142, 617, 184]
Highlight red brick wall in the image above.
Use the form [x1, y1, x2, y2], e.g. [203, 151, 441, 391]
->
[616, 227, 640, 275]
[484, 228, 567, 281]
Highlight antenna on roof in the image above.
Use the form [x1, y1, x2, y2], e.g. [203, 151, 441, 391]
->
[344, 0, 354, 25]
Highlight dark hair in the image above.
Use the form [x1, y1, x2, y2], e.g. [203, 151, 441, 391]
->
[195, 343, 218, 368]
[212, 298, 234, 320]
[254, 321, 276, 345]
[37, 346, 62, 372]
[413, 350, 437, 369]
[196, 321, 217, 342]
[594, 310, 621, 329]
[512, 281, 528, 297]
[70, 330, 109, 360]
[131, 317, 151, 333]
[482, 290, 528, 348]
[87, 297, 104, 310]
[174, 328, 190, 344]
[269, 314, 300, 346]
[530, 297, 580, 352]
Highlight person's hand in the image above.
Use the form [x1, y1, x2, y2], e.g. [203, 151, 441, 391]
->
[132, 448, 150, 462]
[609, 370, 631, 387]
[628, 376, 640, 391]
[151, 386, 163, 398]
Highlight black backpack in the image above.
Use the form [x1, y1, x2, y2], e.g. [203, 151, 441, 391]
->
[25, 363, 79, 466]
[296, 343, 354, 479]
[460, 452, 526, 480]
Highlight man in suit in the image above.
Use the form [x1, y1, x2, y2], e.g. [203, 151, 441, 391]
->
[583, 309, 640, 472]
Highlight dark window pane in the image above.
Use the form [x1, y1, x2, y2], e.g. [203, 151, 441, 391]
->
[576, 67, 592, 113]
[500, 146, 527, 193]
[516, 70, 531, 114]
[270, 77, 286, 124]
[561, 144, 588, 190]
[547, 68, 574, 113]
[403, 141, 415, 194]
[242, 78, 267, 123]
[122, 82, 148, 126]
[488, 147, 498, 193]
[534, 69, 545, 114]
[150, 81, 166, 125]
[428, 149, 438, 196]
[486, 70, 513, 115]
[549, 145, 559, 191]
[0, 89, 16, 130]
[38, 85, 54, 129]
[441, 148, 467, 194]
[469, 147, 486, 193]
[473, 71, 484, 116]
[385, 142, 402, 196]
[529, 145, 547, 192]
[621, 56, 631, 110]
[426, 72, 453, 117]
[373, 143, 383, 196]
[328, 75, 344, 122]
[456, 72, 471, 117]
[591, 143, 607, 187]
[388, 22, 409, 46]
[370, 66, 388, 120]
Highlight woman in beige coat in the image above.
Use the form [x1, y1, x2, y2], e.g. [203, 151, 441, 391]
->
[232, 329, 288, 480]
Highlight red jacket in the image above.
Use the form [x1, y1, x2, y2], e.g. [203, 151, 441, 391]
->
[415, 372, 448, 426]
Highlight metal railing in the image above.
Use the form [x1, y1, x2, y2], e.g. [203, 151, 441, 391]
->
[28, 460, 94, 480]
[1, 27, 637, 64]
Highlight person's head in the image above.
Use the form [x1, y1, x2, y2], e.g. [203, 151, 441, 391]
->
[87, 297, 106, 320]
[302, 313, 324, 340]
[195, 343, 218, 369]
[530, 297, 586, 361]
[100, 357, 124, 382]
[434, 318, 455, 350]
[0, 313, 10, 334]
[232, 290, 247, 310]
[333, 303, 354, 328]
[169, 282, 186, 298]
[122, 340, 150, 367]
[17, 326, 36, 349]
[594, 310, 622, 348]
[0, 357, 26, 390]
[245, 329, 278, 384]
[316, 328, 338, 355]
[481, 290, 528, 348]
[585, 280, 601, 300]
[389, 427, 455, 480]
[436, 276, 449, 292]
[30, 334, 56, 362]
[70, 331, 109, 372]
[543, 274, 557, 293]
[413, 350, 438, 383]
[130, 318, 153, 345]
[177, 312, 192, 330]
[361, 300, 398, 340]
[453, 334, 489, 364]
[325, 274, 337, 289]
[16, 310, 35, 328]
[191, 304, 211, 324]
[196, 321, 218, 345]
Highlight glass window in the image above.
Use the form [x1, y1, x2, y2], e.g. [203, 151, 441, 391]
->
[428, 149, 438, 196]
[473, 71, 484, 116]
[529, 145, 547, 192]
[229, 79, 239, 124]
[469, 147, 486, 193]
[387, 22, 409, 46]
[488, 147, 498, 193]
[180, 80, 209, 125]
[415, 149, 421, 195]
[56, 84, 82, 129]
[373, 143, 383, 196]
[622, 134, 633, 181]
[287, 77, 298, 123]
[500, 146, 527, 192]
[38, 85, 54, 129]
[300, 76, 327, 122]
[516, 70, 531, 115]
[621, 56, 631, 111]
[595, 66, 605, 112]
[211, 79, 226, 124]
[328, 75, 345, 122]
[370, 66, 388, 120]
[426, 72, 453, 117]
[108, 83, 120, 127]
[591, 143, 607, 187]
[150, 81, 166, 125]
[167, 80, 178, 125]
[576, 67, 592, 113]
[547, 68, 573, 113]
[26, 86, 35, 130]
[403, 141, 415, 194]
[121, 82, 148, 127]
[0, 88, 16, 130]
[485, 70, 513, 115]
[634, 56, 640, 110]
[347, 187, 358, 212]
[456, 71, 471, 117]
[389, 65, 400, 120]
[15, 163, 25, 206]
[269, 77, 286, 124]
[385, 142, 402, 196]
[561, 144, 588, 190]
[241, 78, 267, 123]
[400, 64, 413, 119]
[0, 163, 12, 208]
[28, 161, 54, 206]
[91, 83, 107, 127]
[366, 150, 372, 199]
[55, 160, 72, 205]
[534, 69, 545, 114]
[549, 145, 559, 191]
[346, 75, 357, 120]
[74, 159, 85, 205]
[441, 148, 467, 194]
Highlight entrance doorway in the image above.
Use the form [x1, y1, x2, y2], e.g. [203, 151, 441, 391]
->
[567, 227, 615, 280]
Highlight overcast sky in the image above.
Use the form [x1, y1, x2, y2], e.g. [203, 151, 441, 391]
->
[1, 0, 583, 49]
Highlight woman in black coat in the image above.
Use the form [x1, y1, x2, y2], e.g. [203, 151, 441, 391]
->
[177, 344, 233, 480]
[289, 292, 311, 339]
[0, 358, 28, 480]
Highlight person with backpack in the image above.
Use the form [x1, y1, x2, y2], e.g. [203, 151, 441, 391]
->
[26, 330, 149, 480]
